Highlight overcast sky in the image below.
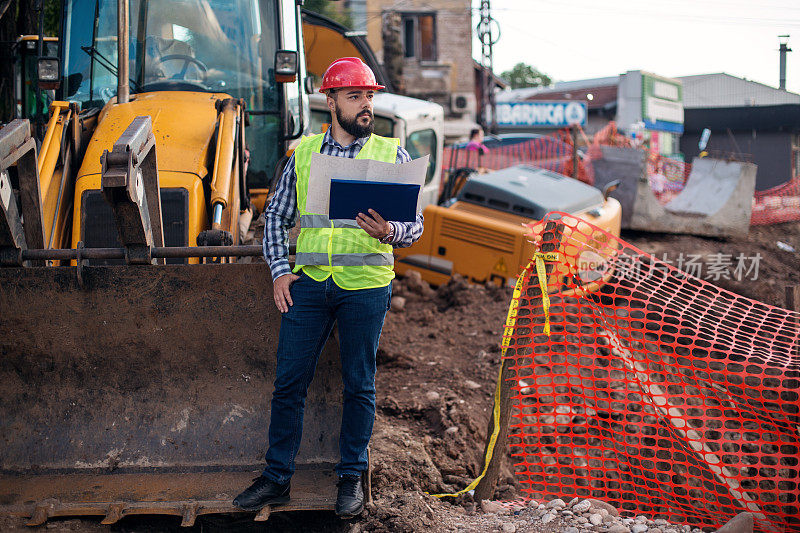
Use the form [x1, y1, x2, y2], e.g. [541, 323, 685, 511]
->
[474, 0, 800, 95]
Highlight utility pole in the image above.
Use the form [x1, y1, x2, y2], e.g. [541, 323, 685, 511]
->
[779, 35, 791, 91]
[477, 0, 499, 134]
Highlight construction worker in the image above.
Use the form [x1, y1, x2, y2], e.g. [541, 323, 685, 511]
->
[233, 57, 424, 517]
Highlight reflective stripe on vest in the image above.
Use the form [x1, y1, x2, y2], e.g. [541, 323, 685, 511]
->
[295, 252, 394, 266]
[292, 133, 400, 290]
[299, 214, 361, 230]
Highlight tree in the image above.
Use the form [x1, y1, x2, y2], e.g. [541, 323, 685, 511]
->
[500, 62, 552, 90]
[0, 0, 60, 122]
[303, 0, 352, 29]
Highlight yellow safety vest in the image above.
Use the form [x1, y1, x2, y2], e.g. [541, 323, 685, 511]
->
[293, 133, 400, 289]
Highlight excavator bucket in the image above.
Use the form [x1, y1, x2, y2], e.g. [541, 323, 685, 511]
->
[0, 262, 345, 526]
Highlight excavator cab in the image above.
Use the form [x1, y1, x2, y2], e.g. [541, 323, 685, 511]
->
[0, 0, 349, 527]
[60, 0, 308, 228]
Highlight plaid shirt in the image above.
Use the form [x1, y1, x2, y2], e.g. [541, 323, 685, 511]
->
[263, 130, 425, 281]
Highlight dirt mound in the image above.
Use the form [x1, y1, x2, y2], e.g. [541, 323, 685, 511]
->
[360, 222, 799, 531]
[362, 273, 519, 531]
[624, 222, 800, 308]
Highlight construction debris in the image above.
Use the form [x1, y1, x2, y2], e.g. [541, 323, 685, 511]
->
[593, 147, 757, 237]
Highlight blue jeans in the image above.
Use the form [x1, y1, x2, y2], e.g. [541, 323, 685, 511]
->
[262, 273, 391, 483]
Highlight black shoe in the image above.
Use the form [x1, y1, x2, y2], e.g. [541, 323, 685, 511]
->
[335, 475, 364, 517]
[233, 476, 290, 511]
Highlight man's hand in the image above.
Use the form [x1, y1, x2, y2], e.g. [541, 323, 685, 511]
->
[356, 209, 391, 240]
[273, 273, 300, 313]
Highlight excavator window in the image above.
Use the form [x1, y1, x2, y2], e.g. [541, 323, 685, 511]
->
[406, 128, 437, 184]
[60, 0, 288, 194]
[62, 0, 278, 110]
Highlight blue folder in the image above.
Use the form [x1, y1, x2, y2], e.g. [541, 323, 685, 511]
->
[329, 179, 420, 222]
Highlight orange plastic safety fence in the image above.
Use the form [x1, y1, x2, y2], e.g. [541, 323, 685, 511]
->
[442, 127, 593, 184]
[751, 177, 800, 225]
[586, 122, 690, 205]
[586, 122, 633, 159]
[504, 212, 800, 532]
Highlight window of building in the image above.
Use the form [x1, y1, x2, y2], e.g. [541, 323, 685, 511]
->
[402, 13, 436, 61]
[792, 134, 800, 178]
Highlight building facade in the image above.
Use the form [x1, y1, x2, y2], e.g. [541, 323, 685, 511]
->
[363, 0, 476, 128]
[496, 71, 685, 158]
[678, 73, 800, 189]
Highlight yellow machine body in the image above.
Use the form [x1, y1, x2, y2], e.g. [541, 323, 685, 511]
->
[0, 0, 348, 526]
[394, 197, 622, 291]
[69, 91, 223, 253]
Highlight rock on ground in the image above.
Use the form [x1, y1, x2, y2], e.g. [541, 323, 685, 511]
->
[715, 512, 754, 533]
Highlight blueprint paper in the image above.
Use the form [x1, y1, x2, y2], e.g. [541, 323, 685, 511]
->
[306, 152, 429, 216]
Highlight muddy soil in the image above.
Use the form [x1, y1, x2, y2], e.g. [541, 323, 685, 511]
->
[623, 222, 800, 308]
[3, 222, 798, 532]
[356, 222, 800, 531]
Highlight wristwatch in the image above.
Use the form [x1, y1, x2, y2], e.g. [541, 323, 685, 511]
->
[379, 223, 395, 244]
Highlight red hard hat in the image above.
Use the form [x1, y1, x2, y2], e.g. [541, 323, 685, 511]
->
[319, 57, 385, 93]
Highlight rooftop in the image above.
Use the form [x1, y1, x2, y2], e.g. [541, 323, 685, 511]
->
[494, 72, 800, 111]
[496, 76, 619, 103]
[677, 73, 800, 108]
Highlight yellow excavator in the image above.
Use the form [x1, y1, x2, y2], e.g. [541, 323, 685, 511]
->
[0, 0, 353, 526]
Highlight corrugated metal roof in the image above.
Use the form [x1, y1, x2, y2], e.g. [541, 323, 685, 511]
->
[523, 84, 618, 110]
[496, 76, 619, 103]
[550, 76, 620, 91]
[678, 73, 800, 108]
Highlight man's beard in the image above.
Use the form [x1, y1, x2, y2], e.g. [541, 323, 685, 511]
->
[336, 107, 374, 138]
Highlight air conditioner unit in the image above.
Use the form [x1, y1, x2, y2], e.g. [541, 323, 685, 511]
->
[450, 92, 476, 115]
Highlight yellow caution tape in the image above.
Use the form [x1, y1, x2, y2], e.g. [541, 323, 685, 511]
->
[430, 251, 554, 498]
[533, 252, 552, 336]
